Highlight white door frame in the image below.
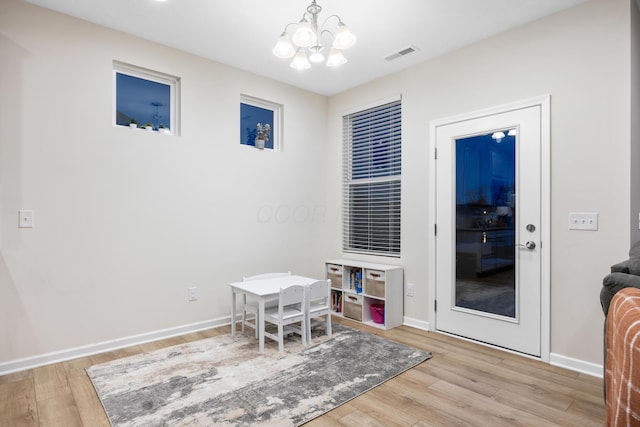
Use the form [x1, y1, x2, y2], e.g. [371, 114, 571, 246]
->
[427, 95, 551, 361]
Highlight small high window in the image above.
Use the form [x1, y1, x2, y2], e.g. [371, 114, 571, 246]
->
[240, 95, 282, 151]
[113, 61, 180, 135]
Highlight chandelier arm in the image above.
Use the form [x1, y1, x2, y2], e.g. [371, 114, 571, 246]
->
[319, 29, 335, 43]
[280, 22, 298, 34]
[320, 14, 343, 29]
[300, 11, 312, 23]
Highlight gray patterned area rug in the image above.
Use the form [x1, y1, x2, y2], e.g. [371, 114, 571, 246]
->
[86, 324, 431, 426]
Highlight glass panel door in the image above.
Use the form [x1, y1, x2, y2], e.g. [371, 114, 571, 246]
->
[434, 98, 546, 357]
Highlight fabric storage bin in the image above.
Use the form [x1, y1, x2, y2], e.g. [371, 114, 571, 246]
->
[327, 264, 343, 289]
[365, 270, 385, 298]
[343, 294, 363, 321]
[370, 303, 385, 324]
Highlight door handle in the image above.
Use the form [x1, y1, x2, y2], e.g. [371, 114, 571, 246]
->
[516, 241, 536, 250]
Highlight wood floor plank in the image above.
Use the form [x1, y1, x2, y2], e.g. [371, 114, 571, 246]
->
[416, 354, 500, 397]
[105, 345, 146, 361]
[427, 380, 558, 427]
[0, 369, 32, 385]
[346, 391, 420, 426]
[439, 351, 577, 411]
[306, 397, 355, 426]
[367, 381, 470, 426]
[380, 376, 511, 426]
[493, 388, 602, 427]
[337, 410, 388, 427]
[577, 371, 604, 386]
[138, 336, 186, 352]
[0, 377, 39, 427]
[566, 397, 607, 423]
[305, 416, 342, 427]
[63, 356, 94, 378]
[33, 364, 70, 402]
[196, 327, 226, 339]
[37, 393, 83, 427]
[500, 353, 580, 380]
[67, 374, 110, 427]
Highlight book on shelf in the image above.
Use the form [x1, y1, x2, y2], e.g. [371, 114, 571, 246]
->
[348, 268, 363, 293]
[331, 290, 342, 313]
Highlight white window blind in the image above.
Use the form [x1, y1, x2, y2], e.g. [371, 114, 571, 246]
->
[343, 99, 401, 256]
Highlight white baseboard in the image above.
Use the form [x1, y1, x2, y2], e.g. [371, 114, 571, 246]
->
[403, 316, 430, 331]
[0, 316, 231, 376]
[549, 352, 603, 378]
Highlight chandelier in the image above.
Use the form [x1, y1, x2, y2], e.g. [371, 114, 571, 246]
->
[272, 0, 356, 70]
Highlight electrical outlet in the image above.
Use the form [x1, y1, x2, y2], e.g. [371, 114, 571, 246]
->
[188, 286, 197, 302]
[406, 282, 414, 297]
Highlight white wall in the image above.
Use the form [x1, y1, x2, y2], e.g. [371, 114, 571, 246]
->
[0, 0, 332, 365]
[327, 0, 631, 366]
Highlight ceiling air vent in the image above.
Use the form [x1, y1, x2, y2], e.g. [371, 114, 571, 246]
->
[385, 45, 419, 62]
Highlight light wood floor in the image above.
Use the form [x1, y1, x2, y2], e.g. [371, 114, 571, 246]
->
[0, 317, 605, 426]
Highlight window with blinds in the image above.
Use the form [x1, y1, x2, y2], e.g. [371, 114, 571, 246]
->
[343, 99, 401, 256]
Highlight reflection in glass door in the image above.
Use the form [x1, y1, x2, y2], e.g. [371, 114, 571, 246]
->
[455, 129, 516, 318]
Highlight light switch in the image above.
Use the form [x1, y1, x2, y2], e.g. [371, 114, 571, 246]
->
[568, 212, 598, 231]
[18, 210, 33, 228]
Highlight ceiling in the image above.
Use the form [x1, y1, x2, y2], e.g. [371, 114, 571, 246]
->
[25, 0, 588, 96]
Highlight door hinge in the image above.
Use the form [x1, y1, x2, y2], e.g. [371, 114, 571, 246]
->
[434, 299, 437, 312]
[434, 224, 437, 236]
[434, 147, 438, 160]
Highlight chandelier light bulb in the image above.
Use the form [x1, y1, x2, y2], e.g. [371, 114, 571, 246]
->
[308, 45, 325, 63]
[291, 20, 317, 48]
[290, 49, 311, 70]
[309, 52, 325, 63]
[333, 22, 356, 49]
[272, 33, 296, 58]
[326, 48, 347, 67]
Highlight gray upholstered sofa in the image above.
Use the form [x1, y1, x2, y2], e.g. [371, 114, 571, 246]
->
[601, 241, 640, 316]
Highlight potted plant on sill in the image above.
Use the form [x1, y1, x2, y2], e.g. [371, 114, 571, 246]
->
[129, 119, 138, 129]
[144, 123, 154, 131]
[255, 123, 270, 149]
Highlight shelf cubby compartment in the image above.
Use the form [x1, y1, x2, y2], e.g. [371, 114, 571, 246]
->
[363, 296, 386, 327]
[330, 289, 343, 314]
[343, 292, 363, 321]
[364, 269, 385, 299]
[326, 263, 343, 290]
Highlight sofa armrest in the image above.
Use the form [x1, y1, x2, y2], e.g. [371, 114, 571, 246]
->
[601, 272, 640, 316]
[611, 261, 631, 274]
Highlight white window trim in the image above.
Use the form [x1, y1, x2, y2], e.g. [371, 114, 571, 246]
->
[113, 61, 180, 135]
[240, 94, 283, 151]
